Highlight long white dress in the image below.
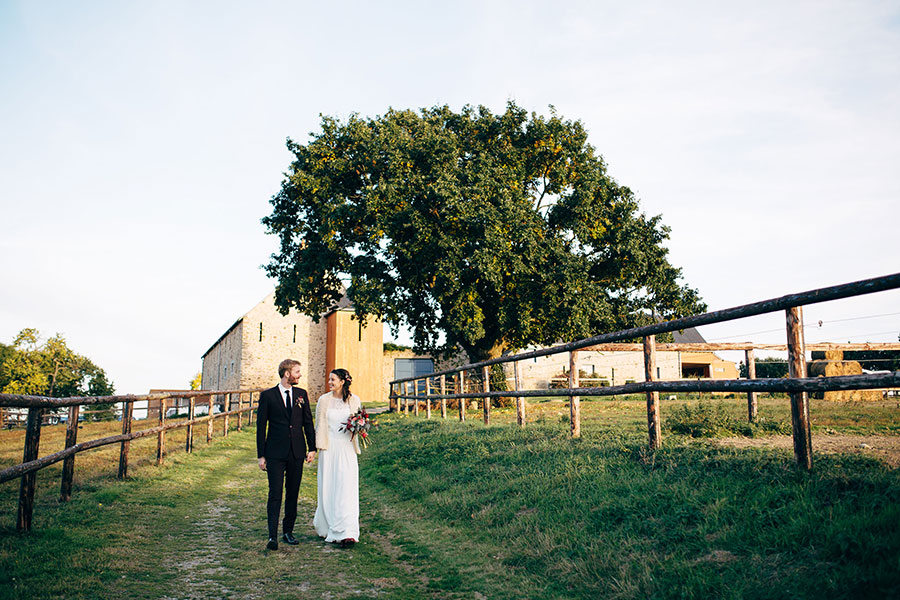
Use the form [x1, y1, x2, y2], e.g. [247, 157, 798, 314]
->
[313, 396, 360, 542]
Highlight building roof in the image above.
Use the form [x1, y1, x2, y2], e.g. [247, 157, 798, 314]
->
[324, 291, 354, 315]
[672, 327, 707, 344]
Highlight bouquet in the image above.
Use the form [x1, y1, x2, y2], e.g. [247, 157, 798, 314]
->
[340, 407, 376, 448]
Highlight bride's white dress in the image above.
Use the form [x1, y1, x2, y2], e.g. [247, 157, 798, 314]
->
[313, 397, 359, 542]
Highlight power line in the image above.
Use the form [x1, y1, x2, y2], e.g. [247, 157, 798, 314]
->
[806, 329, 900, 343]
[708, 315, 899, 342]
[813, 311, 900, 324]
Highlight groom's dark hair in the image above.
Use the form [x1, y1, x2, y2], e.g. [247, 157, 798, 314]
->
[278, 359, 301, 378]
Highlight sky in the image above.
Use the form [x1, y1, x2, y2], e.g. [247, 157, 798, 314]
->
[1, 0, 898, 394]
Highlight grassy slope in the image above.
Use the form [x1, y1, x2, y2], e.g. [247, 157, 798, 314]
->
[1, 396, 899, 599]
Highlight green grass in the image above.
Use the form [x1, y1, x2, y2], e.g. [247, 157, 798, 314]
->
[1, 396, 899, 599]
[0, 428, 431, 599]
[364, 403, 900, 599]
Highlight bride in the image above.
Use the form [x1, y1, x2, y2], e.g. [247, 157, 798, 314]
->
[313, 368, 361, 546]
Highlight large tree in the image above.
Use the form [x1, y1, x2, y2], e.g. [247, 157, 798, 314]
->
[264, 103, 705, 362]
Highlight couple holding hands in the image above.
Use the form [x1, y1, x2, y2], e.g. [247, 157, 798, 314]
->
[256, 359, 363, 550]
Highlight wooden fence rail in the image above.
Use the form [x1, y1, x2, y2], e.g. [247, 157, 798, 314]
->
[388, 272, 900, 472]
[0, 388, 264, 532]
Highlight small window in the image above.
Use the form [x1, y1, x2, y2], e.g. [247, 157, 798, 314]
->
[293, 324, 297, 343]
[358, 320, 362, 342]
[259, 322, 263, 342]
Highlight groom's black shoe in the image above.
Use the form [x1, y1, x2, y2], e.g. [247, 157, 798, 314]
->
[282, 532, 299, 545]
[266, 537, 278, 550]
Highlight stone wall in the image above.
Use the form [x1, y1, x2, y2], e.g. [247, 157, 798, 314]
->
[200, 292, 329, 400]
[240, 292, 329, 399]
[201, 320, 243, 391]
[513, 350, 682, 389]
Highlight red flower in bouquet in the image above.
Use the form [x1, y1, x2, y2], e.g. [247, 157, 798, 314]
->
[339, 407, 376, 448]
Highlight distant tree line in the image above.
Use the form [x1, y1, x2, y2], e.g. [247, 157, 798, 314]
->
[1, 328, 116, 420]
[739, 358, 789, 379]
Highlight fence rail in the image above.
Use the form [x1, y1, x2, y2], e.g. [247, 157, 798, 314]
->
[389, 272, 900, 471]
[0, 388, 264, 532]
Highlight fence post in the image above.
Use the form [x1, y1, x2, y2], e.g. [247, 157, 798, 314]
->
[389, 384, 398, 413]
[514, 360, 525, 427]
[207, 395, 214, 443]
[745, 349, 758, 422]
[403, 382, 409, 415]
[482, 366, 490, 425]
[440, 375, 447, 419]
[569, 351, 581, 437]
[223, 393, 230, 437]
[59, 404, 81, 502]
[414, 381, 420, 417]
[118, 399, 133, 479]
[458, 371, 466, 421]
[643, 336, 661, 450]
[248, 392, 255, 426]
[186, 396, 195, 453]
[17, 407, 44, 532]
[238, 393, 243, 431]
[786, 306, 812, 470]
[157, 397, 166, 465]
[425, 378, 432, 419]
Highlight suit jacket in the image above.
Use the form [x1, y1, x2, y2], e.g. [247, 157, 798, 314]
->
[256, 385, 316, 461]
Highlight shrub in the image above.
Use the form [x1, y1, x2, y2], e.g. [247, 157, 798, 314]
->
[665, 400, 739, 438]
[666, 400, 791, 438]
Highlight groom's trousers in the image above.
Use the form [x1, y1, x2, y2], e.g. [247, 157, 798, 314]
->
[266, 452, 302, 538]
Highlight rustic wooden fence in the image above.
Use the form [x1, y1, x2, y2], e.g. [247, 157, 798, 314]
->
[389, 272, 900, 471]
[0, 388, 264, 532]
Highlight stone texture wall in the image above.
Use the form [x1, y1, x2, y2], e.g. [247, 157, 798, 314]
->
[200, 292, 328, 400]
[513, 350, 682, 389]
[240, 292, 329, 399]
[201, 320, 244, 391]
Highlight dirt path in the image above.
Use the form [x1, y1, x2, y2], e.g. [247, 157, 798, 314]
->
[118, 433, 430, 600]
[713, 434, 900, 467]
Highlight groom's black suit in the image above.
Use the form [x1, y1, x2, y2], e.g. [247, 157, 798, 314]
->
[257, 385, 316, 540]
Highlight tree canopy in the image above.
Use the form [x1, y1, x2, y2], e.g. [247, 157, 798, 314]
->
[264, 102, 705, 362]
[0, 328, 115, 397]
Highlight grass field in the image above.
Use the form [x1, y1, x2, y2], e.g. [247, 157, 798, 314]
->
[1, 394, 898, 599]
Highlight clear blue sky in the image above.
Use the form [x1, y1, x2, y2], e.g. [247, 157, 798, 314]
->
[2, 1, 898, 394]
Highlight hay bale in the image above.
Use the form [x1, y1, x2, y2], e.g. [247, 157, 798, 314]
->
[809, 358, 880, 401]
[808, 360, 862, 378]
[811, 350, 844, 361]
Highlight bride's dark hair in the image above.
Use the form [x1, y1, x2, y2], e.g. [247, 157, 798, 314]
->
[331, 368, 352, 403]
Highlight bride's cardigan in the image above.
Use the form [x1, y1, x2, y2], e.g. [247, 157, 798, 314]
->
[314, 392, 362, 455]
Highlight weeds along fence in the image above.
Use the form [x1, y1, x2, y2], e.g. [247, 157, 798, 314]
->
[0, 388, 264, 532]
[389, 272, 900, 471]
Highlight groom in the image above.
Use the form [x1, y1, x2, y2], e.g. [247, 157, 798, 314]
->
[257, 358, 316, 550]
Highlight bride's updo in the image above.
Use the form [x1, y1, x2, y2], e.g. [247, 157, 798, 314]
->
[331, 368, 352, 403]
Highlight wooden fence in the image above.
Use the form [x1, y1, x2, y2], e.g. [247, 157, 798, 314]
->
[389, 272, 900, 470]
[0, 388, 264, 532]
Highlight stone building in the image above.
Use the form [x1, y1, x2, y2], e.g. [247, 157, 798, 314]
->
[201, 292, 382, 404]
[510, 328, 738, 389]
